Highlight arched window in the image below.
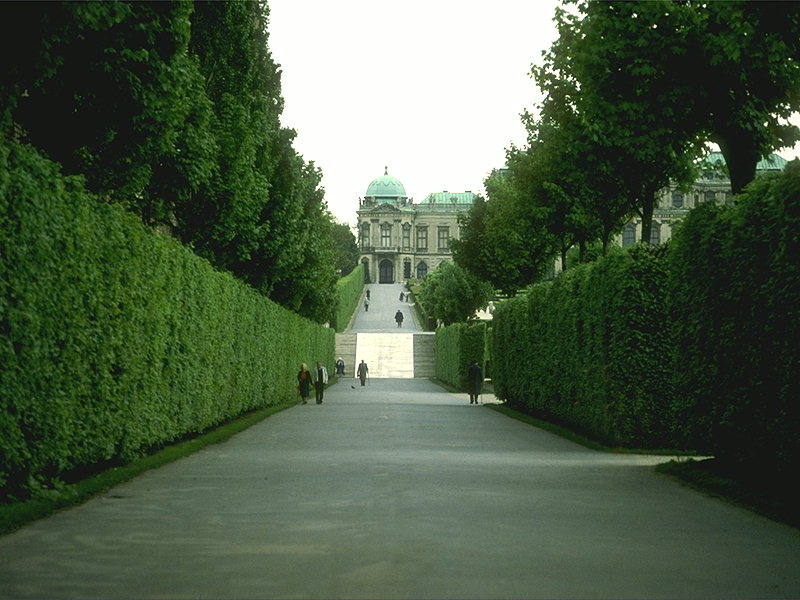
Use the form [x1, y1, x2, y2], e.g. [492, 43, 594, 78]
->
[671, 191, 684, 208]
[650, 221, 661, 245]
[622, 223, 636, 247]
[416, 261, 428, 279]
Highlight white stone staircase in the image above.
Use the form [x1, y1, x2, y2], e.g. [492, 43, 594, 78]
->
[335, 332, 435, 379]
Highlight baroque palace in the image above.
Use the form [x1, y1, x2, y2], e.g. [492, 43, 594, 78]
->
[356, 153, 790, 284]
[356, 168, 475, 284]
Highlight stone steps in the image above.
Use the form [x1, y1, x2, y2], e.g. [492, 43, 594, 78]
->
[335, 332, 436, 379]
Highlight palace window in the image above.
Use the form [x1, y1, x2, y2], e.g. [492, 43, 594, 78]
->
[360, 223, 370, 247]
[671, 191, 684, 208]
[416, 226, 428, 251]
[438, 227, 450, 251]
[622, 223, 636, 247]
[650, 221, 661, 245]
[402, 224, 411, 249]
[416, 261, 429, 279]
[381, 224, 391, 247]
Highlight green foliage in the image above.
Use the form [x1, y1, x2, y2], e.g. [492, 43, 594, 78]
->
[491, 164, 800, 467]
[435, 322, 487, 391]
[491, 246, 673, 447]
[452, 178, 553, 294]
[690, 2, 800, 193]
[0, 141, 335, 498]
[331, 222, 360, 277]
[1, 1, 203, 211]
[0, 0, 340, 324]
[332, 264, 364, 332]
[417, 262, 493, 325]
[668, 163, 800, 474]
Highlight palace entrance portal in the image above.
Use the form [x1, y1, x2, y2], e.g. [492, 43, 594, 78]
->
[379, 259, 394, 283]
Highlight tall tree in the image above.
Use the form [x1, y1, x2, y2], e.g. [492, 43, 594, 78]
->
[1, 1, 207, 216]
[331, 222, 359, 277]
[452, 172, 553, 295]
[691, 1, 800, 193]
[539, 0, 705, 244]
[417, 262, 493, 326]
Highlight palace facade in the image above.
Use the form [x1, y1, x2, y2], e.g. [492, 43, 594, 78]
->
[618, 152, 789, 246]
[356, 168, 476, 283]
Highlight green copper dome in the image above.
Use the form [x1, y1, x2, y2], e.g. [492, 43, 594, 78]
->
[366, 167, 407, 198]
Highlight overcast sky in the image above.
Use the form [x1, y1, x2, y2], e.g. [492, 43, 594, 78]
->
[266, 1, 800, 226]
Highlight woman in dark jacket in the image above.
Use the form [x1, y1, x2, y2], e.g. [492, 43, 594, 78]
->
[297, 363, 312, 404]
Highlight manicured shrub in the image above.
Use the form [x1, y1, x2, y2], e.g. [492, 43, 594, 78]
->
[668, 164, 800, 474]
[332, 263, 364, 331]
[491, 246, 672, 447]
[435, 322, 487, 391]
[0, 141, 334, 498]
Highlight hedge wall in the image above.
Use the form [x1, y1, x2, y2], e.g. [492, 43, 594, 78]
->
[491, 164, 800, 469]
[0, 141, 335, 497]
[435, 322, 487, 391]
[332, 263, 364, 332]
[491, 245, 673, 448]
[668, 165, 800, 474]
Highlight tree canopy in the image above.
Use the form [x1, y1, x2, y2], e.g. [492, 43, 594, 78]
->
[0, 0, 340, 324]
[454, 0, 800, 291]
[417, 261, 493, 326]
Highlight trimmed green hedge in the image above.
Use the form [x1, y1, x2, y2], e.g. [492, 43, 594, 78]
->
[435, 322, 487, 391]
[492, 245, 676, 448]
[0, 141, 335, 498]
[668, 165, 800, 474]
[332, 263, 364, 331]
[491, 164, 800, 468]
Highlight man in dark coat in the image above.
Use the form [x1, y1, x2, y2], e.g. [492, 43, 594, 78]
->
[394, 309, 404, 328]
[357, 360, 369, 386]
[468, 361, 483, 404]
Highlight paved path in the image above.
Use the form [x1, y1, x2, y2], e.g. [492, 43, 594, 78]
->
[1, 380, 799, 599]
[351, 283, 421, 333]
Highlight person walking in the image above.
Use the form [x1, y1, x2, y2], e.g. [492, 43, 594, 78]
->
[366, 288, 371, 300]
[468, 360, 483, 404]
[399, 291, 404, 302]
[297, 363, 312, 405]
[364, 298, 370, 312]
[357, 359, 369, 386]
[394, 309, 404, 328]
[312, 361, 328, 404]
[335, 357, 345, 377]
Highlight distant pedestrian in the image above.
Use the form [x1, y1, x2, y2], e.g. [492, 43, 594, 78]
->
[335, 357, 345, 377]
[357, 359, 369, 386]
[395, 309, 404, 327]
[366, 288, 371, 300]
[468, 360, 483, 404]
[312, 361, 328, 404]
[364, 298, 370, 312]
[399, 291, 404, 302]
[297, 363, 312, 405]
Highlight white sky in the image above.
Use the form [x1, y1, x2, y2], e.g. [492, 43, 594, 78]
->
[266, 0, 800, 226]
[267, 0, 560, 225]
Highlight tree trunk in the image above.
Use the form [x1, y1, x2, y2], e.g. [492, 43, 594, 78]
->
[716, 134, 759, 195]
[639, 190, 656, 246]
